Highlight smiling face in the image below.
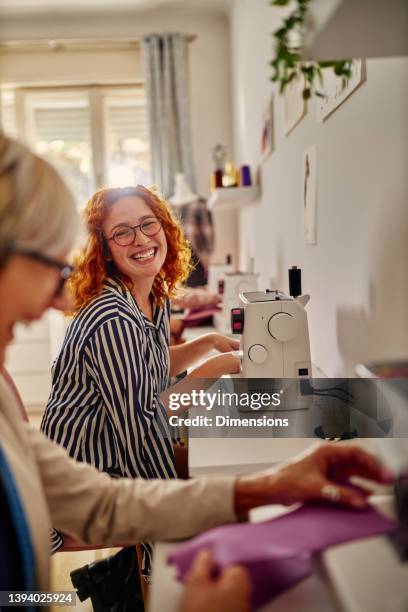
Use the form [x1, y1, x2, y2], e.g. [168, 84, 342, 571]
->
[0, 253, 71, 365]
[102, 195, 168, 288]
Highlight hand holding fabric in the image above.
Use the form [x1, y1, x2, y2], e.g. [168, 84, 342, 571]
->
[179, 550, 251, 612]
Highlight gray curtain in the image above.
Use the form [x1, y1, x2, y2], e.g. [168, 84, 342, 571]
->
[142, 33, 195, 199]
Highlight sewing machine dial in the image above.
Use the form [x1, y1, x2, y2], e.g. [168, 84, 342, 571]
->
[248, 344, 268, 364]
[268, 312, 298, 342]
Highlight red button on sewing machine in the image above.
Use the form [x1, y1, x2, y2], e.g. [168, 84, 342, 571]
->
[231, 308, 244, 334]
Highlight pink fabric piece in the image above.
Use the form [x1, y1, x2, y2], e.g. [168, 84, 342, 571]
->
[182, 306, 220, 327]
[168, 504, 397, 609]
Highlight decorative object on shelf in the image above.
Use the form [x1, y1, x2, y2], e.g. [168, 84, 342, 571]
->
[316, 59, 367, 122]
[240, 165, 252, 187]
[302, 144, 317, 245]
[212, 143, 227, 168]
[283, 73, 307, 136]
[222, 162, 237, 188]
[212, 170, 223, 190]
[270, 0, 353, 100]
[261, 93, 275, 159]
[211, 143, 227, 190]
[209, 142, 254, 193]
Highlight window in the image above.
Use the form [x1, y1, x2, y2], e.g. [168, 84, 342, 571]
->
[0, 89, 18, 138]
[26, 90, 94, 206]
[105, 88, 151, 188]
[0, 84, 151, 207]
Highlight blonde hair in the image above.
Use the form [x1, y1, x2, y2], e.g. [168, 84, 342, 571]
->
[0, 136, 78, 262]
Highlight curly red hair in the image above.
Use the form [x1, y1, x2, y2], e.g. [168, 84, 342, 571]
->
[69, 185, 192, 313]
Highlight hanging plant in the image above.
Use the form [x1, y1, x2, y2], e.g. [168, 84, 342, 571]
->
[270, 0, 353, 99]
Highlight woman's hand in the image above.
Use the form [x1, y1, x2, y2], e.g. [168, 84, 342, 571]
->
[191, 352, 241, 378]
[168, 333, 239, 377]
[234, 443, 394, 518]
[179, 550, 251, 612]
[208, 332, 240, 354]
[173, 288, 222, 311]
[164, 353, 240, 415]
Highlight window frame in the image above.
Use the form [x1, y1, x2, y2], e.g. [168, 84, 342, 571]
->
[3, 82, 147, 191]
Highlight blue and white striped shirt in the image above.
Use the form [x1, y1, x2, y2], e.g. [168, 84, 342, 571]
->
[41, 278, 177, 567]
[41, 277, 176, 481]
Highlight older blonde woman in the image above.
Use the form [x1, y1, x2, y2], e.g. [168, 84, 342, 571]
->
[0, 135, 392, 611]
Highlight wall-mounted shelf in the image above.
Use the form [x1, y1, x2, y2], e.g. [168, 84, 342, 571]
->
[303, 0, 408, 60]
[208, 186, 261, 212]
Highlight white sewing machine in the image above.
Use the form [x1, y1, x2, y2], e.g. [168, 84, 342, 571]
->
[207, 255, 233, 294]
[231, 289, 311, 378]
[213, 271, 259, 334]
[230, 288, 312, 410]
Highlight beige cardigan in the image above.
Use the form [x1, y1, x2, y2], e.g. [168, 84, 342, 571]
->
[0, 375, 236, 593]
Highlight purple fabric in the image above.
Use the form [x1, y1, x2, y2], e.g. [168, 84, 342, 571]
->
[168, 504, 397, 609]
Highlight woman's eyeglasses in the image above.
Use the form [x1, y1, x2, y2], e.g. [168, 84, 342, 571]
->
[107, 217, 162, 247]
[12, 248, 73, 298]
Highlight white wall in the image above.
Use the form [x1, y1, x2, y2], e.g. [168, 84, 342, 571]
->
[230, 0, 408, 376]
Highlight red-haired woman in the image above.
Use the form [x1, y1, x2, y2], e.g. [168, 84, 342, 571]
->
[41, 185, 239, 609]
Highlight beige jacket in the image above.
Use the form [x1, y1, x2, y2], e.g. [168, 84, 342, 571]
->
[0, 375, 236, 592]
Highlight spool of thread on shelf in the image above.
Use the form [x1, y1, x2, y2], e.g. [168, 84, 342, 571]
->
[240, 165, 252, 186]
[214, 169, 223, 188]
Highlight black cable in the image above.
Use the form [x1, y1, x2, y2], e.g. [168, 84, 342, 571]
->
[311, 390, 354, 405]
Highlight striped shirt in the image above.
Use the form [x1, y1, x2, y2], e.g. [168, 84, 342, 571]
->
[41, 277, 177, 565]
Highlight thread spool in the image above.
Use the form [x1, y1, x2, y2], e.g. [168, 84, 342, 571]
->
[289, 266, 302, 297]
[240, 165, 252, 186]
[214, 169, 223, 188]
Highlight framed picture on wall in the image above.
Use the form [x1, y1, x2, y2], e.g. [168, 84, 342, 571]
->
[316, 59, 367, 122]
[302, 144, 317, 245]
[261, 93, 275, 160]
[283, 73, 307, 136]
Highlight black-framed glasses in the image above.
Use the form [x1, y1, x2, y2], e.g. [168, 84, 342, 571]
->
[107, 217, 162, 247]
[13, 248, 73, 298]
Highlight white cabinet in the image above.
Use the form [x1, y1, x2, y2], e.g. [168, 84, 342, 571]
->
[5, 310, 68, 413]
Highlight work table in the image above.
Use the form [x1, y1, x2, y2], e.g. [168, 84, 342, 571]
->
[150, 494, 407, 612]
[155, 325, 408, 610]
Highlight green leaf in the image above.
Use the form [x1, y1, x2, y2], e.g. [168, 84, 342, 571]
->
[318, 60, 336, 69]
[306, 70, 315, 82]
[269, 0, 354, 101]
[284, 17, 297, 29]
[273, 27, 287, 38]
[285, 71, 298, 85]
